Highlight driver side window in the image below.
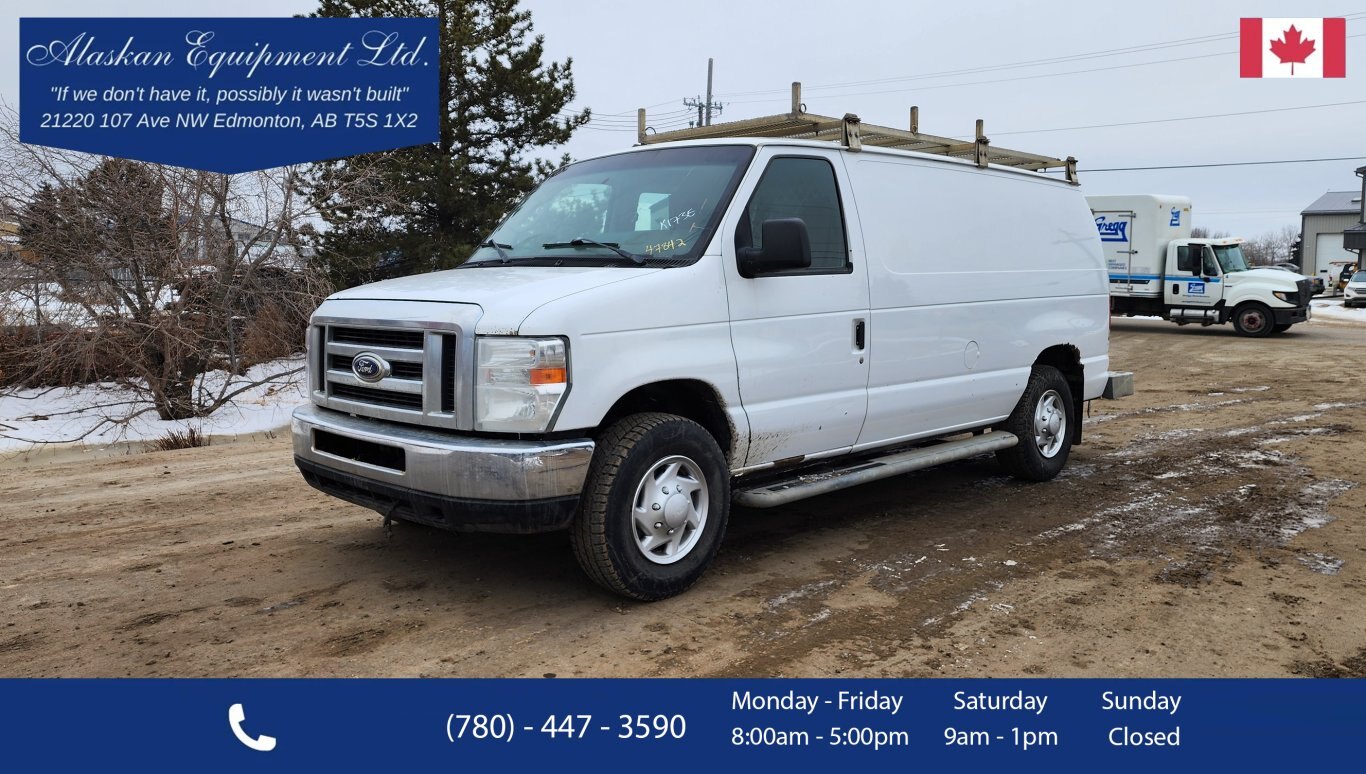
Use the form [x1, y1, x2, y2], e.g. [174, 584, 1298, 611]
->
[736, 156, 850, 273]
[1176, 245, 1198, 274]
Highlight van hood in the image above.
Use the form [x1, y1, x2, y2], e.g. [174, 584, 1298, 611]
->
[328, 265, 663, 334]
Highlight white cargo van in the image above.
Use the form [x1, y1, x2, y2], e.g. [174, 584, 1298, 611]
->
[1089, 194, 1312, 336]
[293, 96, 1131, 600]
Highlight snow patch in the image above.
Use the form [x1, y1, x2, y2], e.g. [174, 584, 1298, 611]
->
[764, 579, 837, 610]
[955, 591, 988, 613]
[1, 357, 306, 455]
[1310, 299, 1366, 323]
[1297, 552, 1344, 575]
[1312, 401, 1366, 410]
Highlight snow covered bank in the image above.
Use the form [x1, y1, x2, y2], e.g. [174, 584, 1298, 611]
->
[0, 356, 306, 456]
[1310, 298, 1366, 324]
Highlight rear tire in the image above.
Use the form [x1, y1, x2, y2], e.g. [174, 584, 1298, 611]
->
[570, 413, 730, 601]
[996, 365, 1073, 482]
[1231, 303, 1274, 338]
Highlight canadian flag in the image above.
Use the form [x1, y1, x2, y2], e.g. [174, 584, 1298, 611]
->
[1241, 18, 1346, 77]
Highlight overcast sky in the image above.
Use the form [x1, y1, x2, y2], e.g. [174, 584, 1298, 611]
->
[4, 0, 1364, 235]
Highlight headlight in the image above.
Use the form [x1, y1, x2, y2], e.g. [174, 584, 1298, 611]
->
[1272, 291, 1294, 303]
[475, 337, 568, 432]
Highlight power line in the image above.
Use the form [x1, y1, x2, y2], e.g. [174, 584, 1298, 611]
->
[564, 12, 1366, 132]
[717, 11, 1366, 100]
[559, 109, 692, 124]
[719, 13, 1366, 97]
[1202, 209, 1305, 215]
[996, 99, 1366, 136]
[725, 32, 1366, 105]
[720, 35, 1235, 98]
[576, 94, 1366, 134]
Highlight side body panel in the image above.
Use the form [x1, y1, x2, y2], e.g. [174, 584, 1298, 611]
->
[850, 152, 1110, 451]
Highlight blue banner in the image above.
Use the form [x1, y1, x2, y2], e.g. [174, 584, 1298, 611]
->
[19, 17, 438, 172]
[0, 678, 1362, 771]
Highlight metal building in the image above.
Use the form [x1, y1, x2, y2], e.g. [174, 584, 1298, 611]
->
[1300, 181, 1365, 288]
[1344, 166, 1366, 263]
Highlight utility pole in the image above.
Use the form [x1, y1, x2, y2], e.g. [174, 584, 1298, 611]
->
[683, 58, 723, 127]
[705, 57, 714, 126]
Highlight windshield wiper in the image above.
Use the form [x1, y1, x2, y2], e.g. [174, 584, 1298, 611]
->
[477, 239, 514, 263]
[542, 238, 646, 265]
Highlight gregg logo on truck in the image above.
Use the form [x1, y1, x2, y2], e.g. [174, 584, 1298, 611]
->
[1095, 216, 1129, 242]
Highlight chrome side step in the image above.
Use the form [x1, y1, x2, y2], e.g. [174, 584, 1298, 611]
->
[733, 431, 1019, 509]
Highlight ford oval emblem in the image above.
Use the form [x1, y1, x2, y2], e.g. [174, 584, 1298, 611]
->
[351, 352, 391, 383]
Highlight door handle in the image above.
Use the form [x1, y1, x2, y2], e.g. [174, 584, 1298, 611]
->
[854, 319, 866, 350]
[1172, 284, 1180, 295]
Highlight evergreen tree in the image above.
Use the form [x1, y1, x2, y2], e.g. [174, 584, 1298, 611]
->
[308, 0, 589, 287]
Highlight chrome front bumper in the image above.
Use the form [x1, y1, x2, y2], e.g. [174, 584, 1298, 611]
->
[292, 404, 595, 532]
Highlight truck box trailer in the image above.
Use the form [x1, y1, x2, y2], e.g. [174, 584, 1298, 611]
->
[1089, 194, 1312, 336]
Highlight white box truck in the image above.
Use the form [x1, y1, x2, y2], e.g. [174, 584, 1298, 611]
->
[293, 95, 1132, 600]
[1089, 194, 1312, 336]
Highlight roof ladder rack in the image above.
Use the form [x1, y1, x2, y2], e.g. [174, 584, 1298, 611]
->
[637, 82, 1079, 185]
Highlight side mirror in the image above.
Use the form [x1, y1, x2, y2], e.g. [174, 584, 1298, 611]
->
[738, 218, 812, 277]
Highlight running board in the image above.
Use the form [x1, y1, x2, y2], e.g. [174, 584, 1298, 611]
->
[733, 431, 1019, 509]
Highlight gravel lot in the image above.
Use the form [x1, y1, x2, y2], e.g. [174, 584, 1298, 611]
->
[3, 313, 1363, 678]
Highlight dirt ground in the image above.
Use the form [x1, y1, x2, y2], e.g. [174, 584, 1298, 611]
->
[3, 313, 1364, 679]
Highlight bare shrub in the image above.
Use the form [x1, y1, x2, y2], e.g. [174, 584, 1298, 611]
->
[237, 294, 310, 370]
[0, 103, 390, 443]
[150, 426, 210, 452]
[0, 324, 131, 388]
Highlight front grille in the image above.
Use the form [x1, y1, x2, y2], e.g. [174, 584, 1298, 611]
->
[441, 334, 457, 413]
[1296, 279, 1312, 306]
[331, 383, 424, 410]
[314, 322, 462, 426]
[331, 326, 424, 349]
[328, 354, 422, 380]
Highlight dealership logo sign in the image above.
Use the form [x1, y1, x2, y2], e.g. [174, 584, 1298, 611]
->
[19, 18, 439, 172]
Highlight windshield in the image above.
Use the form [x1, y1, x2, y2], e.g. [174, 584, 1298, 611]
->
[1211, 244, 1250, 274]
[465, 145, 754, 266]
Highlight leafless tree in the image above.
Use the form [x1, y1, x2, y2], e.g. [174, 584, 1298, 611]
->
[1237, 224, 1299, 266]
[1190, 227, 1231, 240]
[0, 105, 391, 438]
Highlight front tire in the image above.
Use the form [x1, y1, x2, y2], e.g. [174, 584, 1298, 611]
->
[571, 413, 730, 601]
[996, 365, 1073, 482]
[1232, 303, 1274, 338]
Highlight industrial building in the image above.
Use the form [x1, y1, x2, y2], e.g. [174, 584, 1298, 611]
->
[1300, 166, 1366, 288]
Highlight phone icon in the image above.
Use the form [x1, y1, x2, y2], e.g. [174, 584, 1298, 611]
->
[228, 703, 277, 752]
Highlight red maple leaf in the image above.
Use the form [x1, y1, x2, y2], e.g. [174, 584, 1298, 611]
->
[1269, 25, 1316, 75]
